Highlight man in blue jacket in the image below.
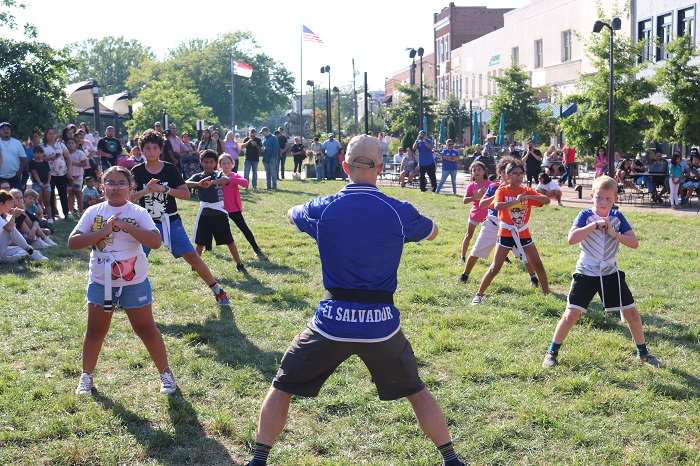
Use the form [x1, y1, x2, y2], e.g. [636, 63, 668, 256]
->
[245, 134, 465, 466]
[321, 133, 342, 180]
[261, 127, 280, 191]
[412, 130, 436, 192]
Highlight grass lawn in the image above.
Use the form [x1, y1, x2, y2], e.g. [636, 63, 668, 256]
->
[1, 180, 699, 465]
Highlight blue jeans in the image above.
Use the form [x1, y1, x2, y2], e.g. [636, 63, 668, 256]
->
[315, 162, 325, 181]
[324, 156, 337, 180]
[244, 160, 258, 189]
[264, 157, 279, 190]
[436, 169, 457, 194]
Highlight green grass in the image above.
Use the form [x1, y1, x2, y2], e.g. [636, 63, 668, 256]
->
[1, 181, 699, 465]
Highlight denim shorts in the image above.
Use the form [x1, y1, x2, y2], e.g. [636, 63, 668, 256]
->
[86, 279, 152, 310]
[143, 216, 195, 259]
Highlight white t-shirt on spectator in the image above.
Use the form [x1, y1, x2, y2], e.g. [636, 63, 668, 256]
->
[536, 180, 561, 192]
[393, 154, 404, 164]
[72, 201, 156, 287]
[42, 141, 68, 177]
[0, 137, 26, 178]
[69, 149, 88, 179]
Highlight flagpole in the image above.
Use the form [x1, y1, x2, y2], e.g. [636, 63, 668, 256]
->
[299, 26, 304, 139]
[230, 55, 236, 131]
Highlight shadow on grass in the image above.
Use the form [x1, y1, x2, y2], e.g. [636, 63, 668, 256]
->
[159, 304, 283, 378]
[94, 390, 236, 465]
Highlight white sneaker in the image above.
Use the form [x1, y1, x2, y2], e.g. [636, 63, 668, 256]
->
[75, 372, 93, 395]
[31, 239, 49, 249]
[159, 370, 177, 395]
[29, 249, 48, 261]
[471, 294, 484, 305]
[43, 237, 58, 247]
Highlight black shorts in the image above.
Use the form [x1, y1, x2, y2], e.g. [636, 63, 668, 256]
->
[194, 213, 234, 250]
[273, 327, 424, 401]
[567, 271, 635, 312]
[498, 236, 533, 249]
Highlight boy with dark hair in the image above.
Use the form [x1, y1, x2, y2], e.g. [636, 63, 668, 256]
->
[131, 129, 230, 305]
[186, 150, 245, 272]
[542, 175, 661, 368]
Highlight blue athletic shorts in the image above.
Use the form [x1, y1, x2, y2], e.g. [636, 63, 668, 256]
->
[86, 279, 152, 310]
[143, 216, 195, 259]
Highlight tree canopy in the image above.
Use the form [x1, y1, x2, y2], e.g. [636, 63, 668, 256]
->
[68, 36, 154, 95]
[489, 65, 542, 136]
[561, 29, 656, 155]
[385, 84, 435, 137]
[653, 36, 700, 146]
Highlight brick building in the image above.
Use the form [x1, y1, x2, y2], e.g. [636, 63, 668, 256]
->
[434, 3, 513, 101]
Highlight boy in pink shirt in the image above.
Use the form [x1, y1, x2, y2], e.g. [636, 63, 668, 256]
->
[219, 154, 263, 257]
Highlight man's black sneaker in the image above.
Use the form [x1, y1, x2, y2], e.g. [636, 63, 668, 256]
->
[639, 353, 662, 368]
[530, 275, 539, 288]
[459, 273, 469, 283]
[236, 263, 247, 273]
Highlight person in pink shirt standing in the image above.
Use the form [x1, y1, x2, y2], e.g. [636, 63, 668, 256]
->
[594, 146, 608, 178]
[219, 153, 263, 257]
[460, 161, 490, 262]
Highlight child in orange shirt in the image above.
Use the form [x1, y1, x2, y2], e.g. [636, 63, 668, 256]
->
[472, 159, 550, 305]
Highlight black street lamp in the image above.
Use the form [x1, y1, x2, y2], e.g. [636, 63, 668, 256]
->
[90, 79, 101, 134]
[408, 48, 417, 85]
[593, 17, 622, 177]
[408, 47, 425, 130]
[306, 80, 316, 137]
[417, 47, 425, 131]
[333, 86, 341, 138]
[320, 65, 331, 133]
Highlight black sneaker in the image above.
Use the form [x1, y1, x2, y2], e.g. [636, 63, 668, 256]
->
[504, 256, 512, 264]
[236, 263, 247, 273]
[459, 273, 469, 283]
[460, 256, 466, 263]
[639, 353, 662, 368]
[530, 274, 539, 288]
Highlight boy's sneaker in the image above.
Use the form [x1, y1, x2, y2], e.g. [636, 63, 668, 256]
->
[75, 372, 94, 395]
[639, 353, 662, 368]
[530, 275, 539, 288]
[159, 370, 177, 395]
[29, 249, 48, 261]
[236, 263, 247, 273]
[458, 273, 469, 283]
[214, 289, 230, 305]
[542, 352, 558, 368]
[471, 294, 484, 305]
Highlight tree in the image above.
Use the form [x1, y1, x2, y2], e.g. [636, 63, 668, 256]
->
[489, 65, 542, 137]
[561, 29, 656, 155]
[437, 96, 469, 142]
[653, 36, 700, 146]
[68, 36, 154, 95]
[125, 81, 217, 137]
[385, 84, 436, 137]
[133, 32, 295, 128]
[0, 1, 74, 138]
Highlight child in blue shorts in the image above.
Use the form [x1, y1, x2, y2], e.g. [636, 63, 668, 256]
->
[69, 166, 177, 395]
[131, 129, 230, 305]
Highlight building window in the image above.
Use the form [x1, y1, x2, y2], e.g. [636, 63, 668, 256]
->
[657, 13, 673, 61]
[478, 74, 483, 97]
[465, 76, 469, 98]
[561, 30, 572, 62]
[471, 74, 476, 98]
[511, 46, 519, 66]
[638, 19, 653, 62]
[679, 7, 695, 41]
[534, 39, 543, 68]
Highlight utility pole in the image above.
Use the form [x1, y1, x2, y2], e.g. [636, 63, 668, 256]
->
[352, 58, 359, 132]
[364, 72, 369, 134]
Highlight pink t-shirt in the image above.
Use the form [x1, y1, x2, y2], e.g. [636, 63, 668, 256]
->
[466, 179, 491, 223]
[222, 172, 249, 213]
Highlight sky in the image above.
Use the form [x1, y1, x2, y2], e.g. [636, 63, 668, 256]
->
[14, 0, 529, 92]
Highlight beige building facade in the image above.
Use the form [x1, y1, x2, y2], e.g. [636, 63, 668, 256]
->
[450, 0, 626, 109]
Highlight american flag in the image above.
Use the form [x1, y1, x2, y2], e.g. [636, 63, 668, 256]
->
[303, 25, 323, 44]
